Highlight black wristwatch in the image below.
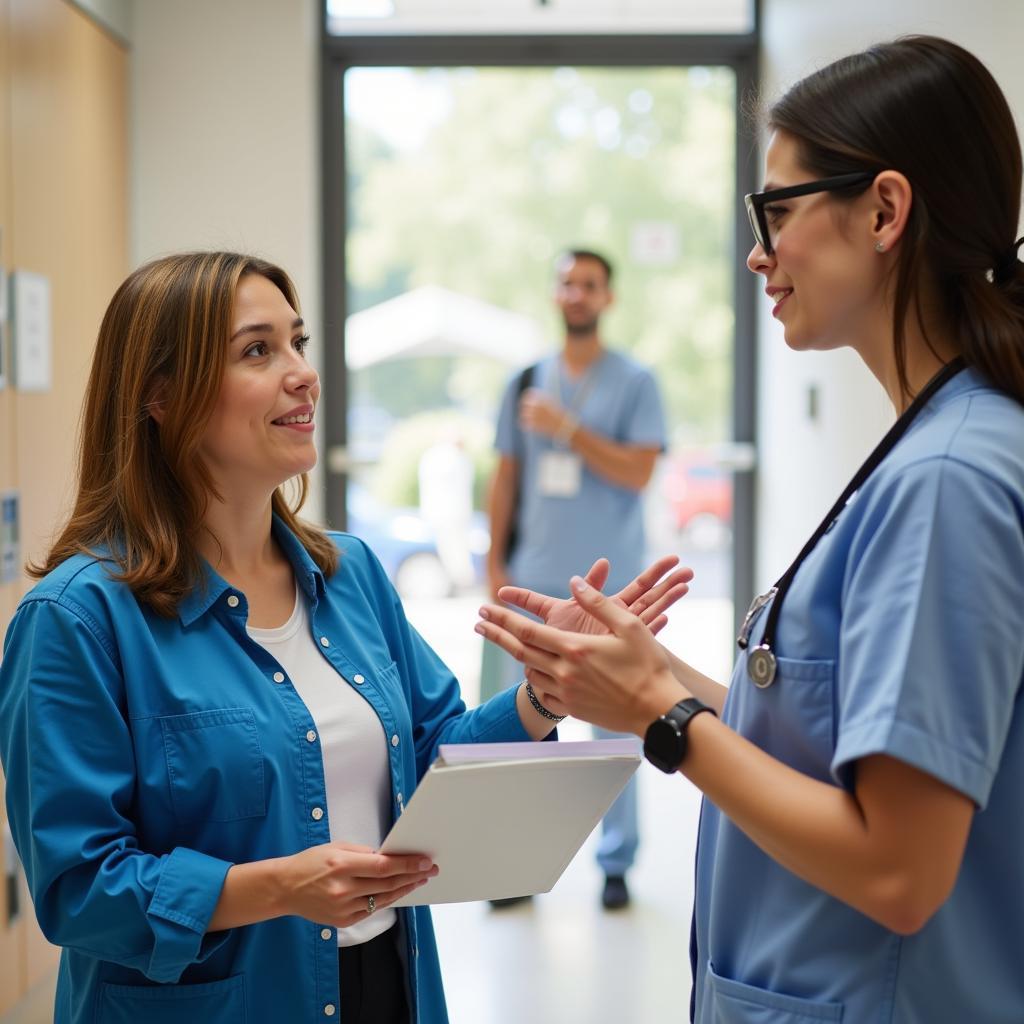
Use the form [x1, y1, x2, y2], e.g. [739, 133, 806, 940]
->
[643, 698, 716, 774]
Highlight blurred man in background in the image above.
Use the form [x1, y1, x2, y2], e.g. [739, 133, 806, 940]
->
[487, 248, 666, 910]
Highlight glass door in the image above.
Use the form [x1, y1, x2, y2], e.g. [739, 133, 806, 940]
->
[339, 64, 740, 690]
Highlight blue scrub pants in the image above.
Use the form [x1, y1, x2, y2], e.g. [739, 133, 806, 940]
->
[592, 724, 639, 877]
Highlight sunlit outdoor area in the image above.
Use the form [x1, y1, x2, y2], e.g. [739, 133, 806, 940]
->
[341, 64, 738, 1020]
[344, 61, 737, 669]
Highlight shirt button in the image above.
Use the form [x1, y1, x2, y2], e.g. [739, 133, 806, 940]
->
[320, 636, 330, 648]
[226, 595, 239, 608]
[321, 927, 332, 941]
[353, 674, 365, 685]
[306, 730, 317, 743]
[311, 807, 324, 821]
[391, 735, 400, 747]
[273, 672, 285, 683]
[324, 1005, 336, 1017]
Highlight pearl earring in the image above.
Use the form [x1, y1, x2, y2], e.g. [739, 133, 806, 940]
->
[874, 242, 885, 253]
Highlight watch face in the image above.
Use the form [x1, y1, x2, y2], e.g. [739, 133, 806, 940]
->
[643, 715, 685, 774]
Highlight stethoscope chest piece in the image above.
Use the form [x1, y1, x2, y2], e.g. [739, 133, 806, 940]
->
[747, 645, 778, 688]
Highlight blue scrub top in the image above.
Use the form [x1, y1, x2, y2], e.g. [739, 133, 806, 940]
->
[694, 368, 1024, 1023]
[495, 349, 666, 594]
[0, 520, 535, 1024]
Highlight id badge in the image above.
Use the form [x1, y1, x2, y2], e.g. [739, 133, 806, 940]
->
[537, 450, 582, 497]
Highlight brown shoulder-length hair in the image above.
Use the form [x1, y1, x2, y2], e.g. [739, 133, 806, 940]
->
[30, 251, 338, 615]
[765, 35, 1024, 406]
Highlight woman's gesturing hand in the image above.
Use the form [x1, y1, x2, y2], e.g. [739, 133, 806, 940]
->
[478, 575, 689, 736]
[498, 555, 693, 639]
[278, 843, 438, 929]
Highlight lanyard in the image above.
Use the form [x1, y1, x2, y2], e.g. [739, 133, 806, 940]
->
[738, 357, 967, 688]
[552, 356, 601, 446]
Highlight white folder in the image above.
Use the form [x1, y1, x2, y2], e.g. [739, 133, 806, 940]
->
[380, 739, 641, 906]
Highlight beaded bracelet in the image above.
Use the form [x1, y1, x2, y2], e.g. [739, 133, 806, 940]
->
[525, 680, 566, 722]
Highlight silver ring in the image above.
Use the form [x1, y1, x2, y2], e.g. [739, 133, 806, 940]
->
[366, 894, 376, 915]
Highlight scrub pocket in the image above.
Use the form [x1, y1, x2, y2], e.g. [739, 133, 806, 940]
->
[161, 708, 266, 823]
[706, 962, 843, 1022]
[753, 656, 836, 780]
[99, 975, 246, 1024]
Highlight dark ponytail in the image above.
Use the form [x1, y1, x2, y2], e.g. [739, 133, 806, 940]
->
[767, 36, 1024, 406]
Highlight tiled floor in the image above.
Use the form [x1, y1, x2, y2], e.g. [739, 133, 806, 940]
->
[0, 594, 728, 1023]
[433, 719, 704, 1023]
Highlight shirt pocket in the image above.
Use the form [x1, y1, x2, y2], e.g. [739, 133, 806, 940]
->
[706, 962, 843, 1022]
[99, 975, 246, 1024]
[161, 709, 266, 823]
[735, 655, 837, 781]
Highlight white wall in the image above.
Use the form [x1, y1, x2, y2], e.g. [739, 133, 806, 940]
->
[130, 0, 325, 519]
[755, 0, 1024, 586]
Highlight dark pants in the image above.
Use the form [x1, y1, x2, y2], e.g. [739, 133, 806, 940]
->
[338, 925, 410, 1024]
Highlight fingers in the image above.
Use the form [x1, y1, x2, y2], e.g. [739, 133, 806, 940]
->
[583, 558, 611, 592]
[636, 579, 691, 625]
[614, 554, 680, 607]
[367, 877, 429, 914]
[568, 576, 640, 636]
[496, 585, 553, 620]
[648, 614, 669, 636]
[357, 867, 438, 896]
[476, 603, 577, 664]
[332, 875, 432, 929]
[629, 566, 692, 614]
[335, 848, 436, 881]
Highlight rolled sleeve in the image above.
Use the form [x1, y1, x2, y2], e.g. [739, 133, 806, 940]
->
[0, 598, 233, 981]
[833, 457, 1024, 807]
[147, 847, 233, 982]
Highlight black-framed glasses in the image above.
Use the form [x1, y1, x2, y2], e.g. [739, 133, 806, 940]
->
[744, 172, 876, 255]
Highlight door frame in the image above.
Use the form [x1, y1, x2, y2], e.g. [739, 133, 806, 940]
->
[321, 11, 761, 625]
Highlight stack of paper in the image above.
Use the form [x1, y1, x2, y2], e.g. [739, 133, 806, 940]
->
[380, 739, 641, 906]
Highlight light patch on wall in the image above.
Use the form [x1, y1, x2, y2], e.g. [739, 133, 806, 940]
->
[10, 271, 52, 393]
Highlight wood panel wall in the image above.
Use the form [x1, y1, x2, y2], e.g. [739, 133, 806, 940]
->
[0, 0, 128, 1014]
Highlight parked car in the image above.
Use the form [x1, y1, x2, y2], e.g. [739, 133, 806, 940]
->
[345, 484, 490, 599]
[662, 451, 733, 551]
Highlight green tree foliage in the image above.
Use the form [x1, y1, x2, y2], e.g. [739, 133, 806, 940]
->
[344, 65, 736, 504]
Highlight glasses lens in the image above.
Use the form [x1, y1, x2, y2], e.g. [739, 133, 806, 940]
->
[744, 198, 769, 254]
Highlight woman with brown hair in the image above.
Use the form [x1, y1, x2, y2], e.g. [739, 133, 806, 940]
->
[0, 251, 689, 1024]
[477, 36, 1024, 1022]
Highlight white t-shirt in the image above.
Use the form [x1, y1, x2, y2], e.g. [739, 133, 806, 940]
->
[248, 590, 396, 946]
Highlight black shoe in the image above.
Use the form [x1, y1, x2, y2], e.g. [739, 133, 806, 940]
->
[601, 875, 630, 910]
[488, 894, 533, 909]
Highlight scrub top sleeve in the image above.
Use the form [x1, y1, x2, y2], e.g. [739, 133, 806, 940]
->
[833, 457, 1024, 808]
[0, 597, 232, 983]
[495, 372, 523, 458]
[622, 369, 668, 450]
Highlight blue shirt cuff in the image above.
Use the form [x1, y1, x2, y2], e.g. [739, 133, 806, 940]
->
[471, 684, 557, 743]
[146, 847, 234, 982]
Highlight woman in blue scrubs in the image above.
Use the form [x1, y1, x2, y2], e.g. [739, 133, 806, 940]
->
[0, 251, 689, 1024]
[477, 36, 1024, 1022]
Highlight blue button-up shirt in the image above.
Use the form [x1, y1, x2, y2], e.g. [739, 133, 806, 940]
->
[0, 520, 533, 1024]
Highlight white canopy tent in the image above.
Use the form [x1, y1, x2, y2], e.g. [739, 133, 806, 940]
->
[345, 285, 548, 369]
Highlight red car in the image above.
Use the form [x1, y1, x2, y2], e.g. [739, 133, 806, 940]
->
[663, 452, 733, 549]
